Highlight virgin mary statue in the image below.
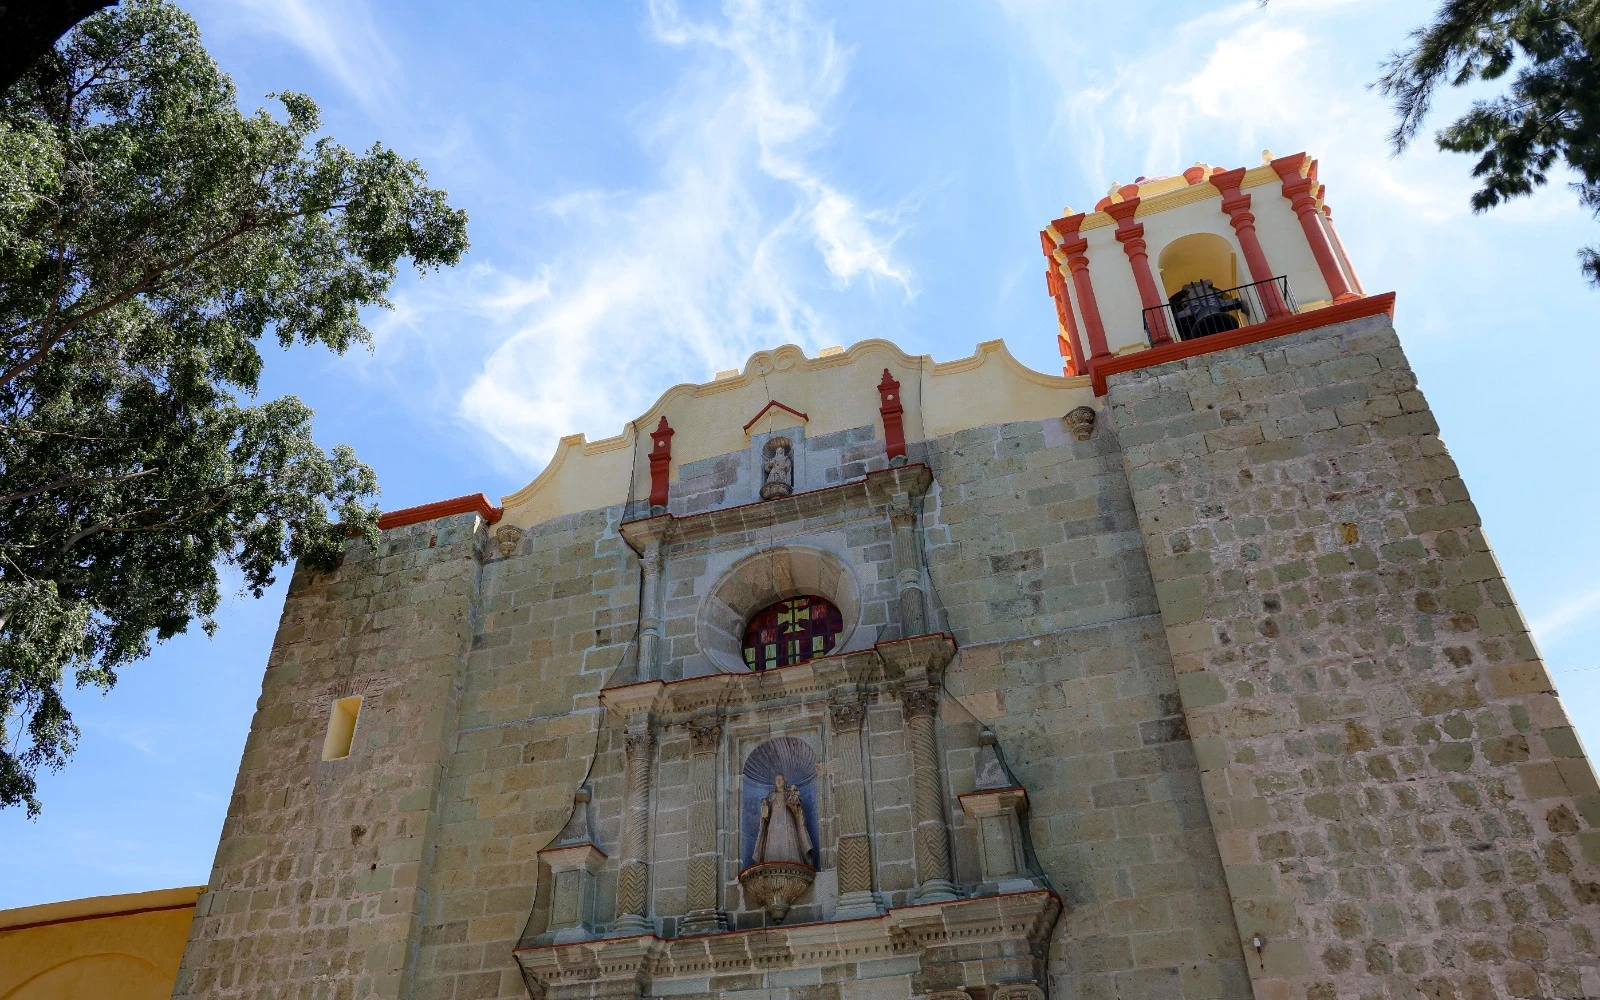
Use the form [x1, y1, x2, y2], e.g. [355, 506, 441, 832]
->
[752, 774, 814, 867]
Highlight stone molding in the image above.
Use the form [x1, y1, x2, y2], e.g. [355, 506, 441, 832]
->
[513, 889, 1060, 1000]
[618, 463, 933, 555]
[598, 633, 956, 726]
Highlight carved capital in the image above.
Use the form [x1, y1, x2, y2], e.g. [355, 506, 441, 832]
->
[687, 721, 722, 753]
[902, 687, 939, 720]
[625, 730, 655, 761]
[829, 701, 865, 730]
[640, 539, 663, 578]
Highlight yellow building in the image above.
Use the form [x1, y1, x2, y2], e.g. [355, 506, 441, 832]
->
[0, 887, 200, 1000]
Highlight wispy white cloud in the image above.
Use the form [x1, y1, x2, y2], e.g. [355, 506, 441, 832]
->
[451, 0, 912, 467]
[203, 0, 398, 107]
[1531, 587, 1600, 646]
[992, 0, 1581, 349]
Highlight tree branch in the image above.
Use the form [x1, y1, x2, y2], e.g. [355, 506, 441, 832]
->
[0, 466, 159, 506]
[0, 197, 355, 391]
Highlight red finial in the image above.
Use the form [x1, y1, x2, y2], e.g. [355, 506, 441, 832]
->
[878, 369, 906, 462]
[648, 416, 673, 509]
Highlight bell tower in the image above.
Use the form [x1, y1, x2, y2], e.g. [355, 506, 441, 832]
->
[1061, 151, 1600, 1000]
[1040, 150, 1367, 381]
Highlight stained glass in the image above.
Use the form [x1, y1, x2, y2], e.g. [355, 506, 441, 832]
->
[740, 596, 844, 671]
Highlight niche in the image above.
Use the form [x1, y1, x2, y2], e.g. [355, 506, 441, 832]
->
[740, 736, 821, 870]
[322, 696, 363, 760]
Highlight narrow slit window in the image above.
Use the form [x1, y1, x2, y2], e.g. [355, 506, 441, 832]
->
[322, 696, 362, 760]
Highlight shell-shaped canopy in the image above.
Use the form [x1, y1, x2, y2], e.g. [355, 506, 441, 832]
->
[742, 735, 818, 790]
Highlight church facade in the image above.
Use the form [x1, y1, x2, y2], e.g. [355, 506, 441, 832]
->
[172, 153, 1600, 1000]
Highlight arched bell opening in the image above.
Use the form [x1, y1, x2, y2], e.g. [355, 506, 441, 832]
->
[1158, 232, 1250, 340]
[1158, 231, 1238, 297]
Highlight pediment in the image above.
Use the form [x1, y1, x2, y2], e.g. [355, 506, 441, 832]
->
[742, 399, 809, 436]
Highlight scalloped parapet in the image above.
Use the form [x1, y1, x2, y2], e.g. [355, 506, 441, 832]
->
[498, 338, 1089, 531]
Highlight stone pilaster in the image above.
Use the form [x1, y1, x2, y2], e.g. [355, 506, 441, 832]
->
[613, 724, 655, 935]
[904, 686, 957, 902]
[635, 540, 664, 680]
[829, 697, 882, 918]
[680, 719, 728, 936]
[889, 492, 928, 636]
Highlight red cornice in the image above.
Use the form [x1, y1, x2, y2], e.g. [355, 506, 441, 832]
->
[1089, 292, 1397, 395]
[742, 399, 810, 434]
[377, 493, 503, 530]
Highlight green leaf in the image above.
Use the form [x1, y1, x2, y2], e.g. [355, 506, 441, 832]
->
[0, 0, 467, 813]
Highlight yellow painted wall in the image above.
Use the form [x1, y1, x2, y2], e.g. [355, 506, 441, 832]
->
[0, 887, 199, 1000]
[498, 337, 1092, 531]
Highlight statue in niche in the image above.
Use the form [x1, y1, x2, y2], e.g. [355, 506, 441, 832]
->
[752, 773, 814, 866]
[761, 441, 793, 500]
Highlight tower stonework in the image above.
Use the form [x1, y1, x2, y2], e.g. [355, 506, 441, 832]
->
[1106, 317, 1600, 1000]
[176, 153, 1600, 1000]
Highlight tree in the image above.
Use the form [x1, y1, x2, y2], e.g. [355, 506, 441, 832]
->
[0, 1, 117, 95]
[1376, 0, 1600, 286]
[0, 0, 469, 814]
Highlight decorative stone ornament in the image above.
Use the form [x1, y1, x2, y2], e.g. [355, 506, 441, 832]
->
[958, 786, 1031, 886]
[534, 785, 606, 944]
[738, 860, 816, 923]
[493, 523, 522, 559]
[1065, 404, 1096, 441]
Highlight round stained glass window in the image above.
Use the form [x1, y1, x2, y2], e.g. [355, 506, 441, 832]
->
[741, 595, 844, 671]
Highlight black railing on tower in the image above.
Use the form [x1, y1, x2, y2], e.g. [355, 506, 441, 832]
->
[1143, 276, 1297, 344]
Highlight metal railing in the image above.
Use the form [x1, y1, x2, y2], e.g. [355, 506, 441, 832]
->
[1142, 276, 1297, 344]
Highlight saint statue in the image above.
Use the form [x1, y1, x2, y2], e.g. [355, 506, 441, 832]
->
[752, 773, 813, 866]
[761, 444, 793, 499]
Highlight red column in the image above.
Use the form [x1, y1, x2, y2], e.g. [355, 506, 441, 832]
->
[1322, 202, 1365, 296]
[1105, 197, 1173, 346]
[647, 416, 673, 510]
[1053, 214, 1112, 362]
[1209, 166, 1288, 318]
[877, 369, 907, 462]
[1040, 231, 1085, 376]
[1271, 153, 1356, 302]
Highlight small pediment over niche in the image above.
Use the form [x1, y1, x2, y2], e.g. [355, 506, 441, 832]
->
[743, 399, 809, 437]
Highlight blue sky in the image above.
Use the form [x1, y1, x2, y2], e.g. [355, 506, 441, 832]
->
[3, 0, 1597, 908]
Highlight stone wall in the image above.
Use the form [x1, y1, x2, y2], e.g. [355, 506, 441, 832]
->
[173, 512, 488, 1000]
[179, 315, 1600, 1000]
[919, 417, 1155, 645]
[948, 621, 1253, 1000]
[410, 506, 637, 1000]
[929, 415, 1252, 1000]
[1106, 315, 1600, 1000]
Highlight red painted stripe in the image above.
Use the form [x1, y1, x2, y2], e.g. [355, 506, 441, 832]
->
[377, 493, 503, 530]
[1090, 292, 1397, 395]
